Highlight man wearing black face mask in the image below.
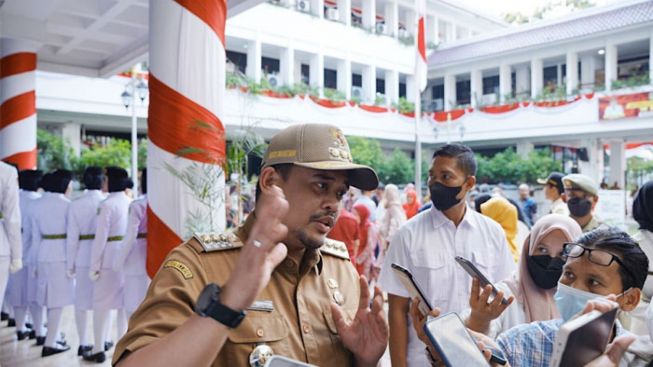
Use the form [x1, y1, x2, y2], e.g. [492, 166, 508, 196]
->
[378, 144, 516, 367]
[563, 174, 604, 233]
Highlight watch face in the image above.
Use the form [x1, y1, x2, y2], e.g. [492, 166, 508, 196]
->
[195, 283, 219, 315]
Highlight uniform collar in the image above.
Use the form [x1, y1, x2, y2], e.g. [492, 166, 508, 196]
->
[429, 205, 476, 230]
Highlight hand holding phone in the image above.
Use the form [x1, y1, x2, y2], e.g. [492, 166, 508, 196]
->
[423, 312, 506, 367]
[455, 256, 508, 306]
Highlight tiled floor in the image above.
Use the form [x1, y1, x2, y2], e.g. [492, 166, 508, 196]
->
[0, 306, 115, 367]
[0, 305, 392, 367]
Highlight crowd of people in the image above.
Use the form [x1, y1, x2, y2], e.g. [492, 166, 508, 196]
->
[0, 122, 652, 367]
[0, 164, 149, 363]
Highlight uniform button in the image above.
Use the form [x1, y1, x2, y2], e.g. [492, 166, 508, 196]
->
[256, 328, 264, 337]
[302, 324, 311, 334]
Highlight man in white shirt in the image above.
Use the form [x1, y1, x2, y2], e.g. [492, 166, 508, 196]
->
[66, 167, 106, 356]
[0, 162, 22, 328]
[378, 144, 515, 367]
[537, 172, 569, 216]
[8, 169, 42, 340]
[113, 168, 149, 320]
[85, 167, 132, 363]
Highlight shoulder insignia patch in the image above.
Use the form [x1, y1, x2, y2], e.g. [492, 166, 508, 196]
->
[321, 239, 351, 260]
[194, 232, 243, 253]
[164, 260, 193, 279]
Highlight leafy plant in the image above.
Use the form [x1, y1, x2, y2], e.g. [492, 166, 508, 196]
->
[37, 129, 78, 172]
[78, 138, 132, 173]
[374, 93, 386, 106]
[392, 97, 415, 114]
[323, 88, 346, 102]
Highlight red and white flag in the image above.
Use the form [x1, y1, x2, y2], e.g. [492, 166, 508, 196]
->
[415, 0, 428, 92]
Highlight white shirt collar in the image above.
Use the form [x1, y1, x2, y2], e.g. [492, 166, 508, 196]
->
[429, 205, 476, 230]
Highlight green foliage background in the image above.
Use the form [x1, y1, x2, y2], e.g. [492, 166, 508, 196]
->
[36, 129, 147, 177]
[475, 148, 562, 184]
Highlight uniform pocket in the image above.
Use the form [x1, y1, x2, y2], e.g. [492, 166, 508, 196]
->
[410, 251, 448, 305]
[228, 314, 289, 343]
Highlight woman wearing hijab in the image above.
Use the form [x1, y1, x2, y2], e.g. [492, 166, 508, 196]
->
[378, 184, 407, 253]
[403, 189, 420, 219]
[480, 197, 520, 262]
[352, 203, 378, 280]
[462, 214, 582, 338]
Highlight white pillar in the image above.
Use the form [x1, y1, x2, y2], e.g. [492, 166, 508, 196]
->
[61, 123, 82, 157]
[433, 18, 440, 44]
[444, 74, 456, 109]
[516, 142, 534, 159]
[406, 75, 416, 102]
[579, 138, 604, 183]
[426, 15, 437, 45]
[515, 65, 530, 98]
[608, 140, 625, 189]
[310, 0, 324, 18]
[294, 59, 303, 85]
[362, 0, 375, 30]
[386, 69, 399, 105]
[580, 55, 596, 89]
[405, 8, 416, 37]
[499, 63, 511, 103]
[556, 64, 562, 87]
[0, 38, 38, 169]
[531, 58, 543, 99]
[362, 64, 376, 103]
[470, 69, 482, 108]
[337, 59, 352, 100]
[338, 0, 351, 26]
[246, 39, 262, 83]
[384, 0, 398, 36]
[566, 52, 578, 95]
[605, 44, 617, 91]
[451, 23, 458, 41]
[309, 53, 324, 95]
[280, 47, 294, 86]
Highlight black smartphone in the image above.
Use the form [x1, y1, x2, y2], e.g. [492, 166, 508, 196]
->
[424, 312, 506, 366]
[455, 256, 508, 305]
[390, 263, 433, 316]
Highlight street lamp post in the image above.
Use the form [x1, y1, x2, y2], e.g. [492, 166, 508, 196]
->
[121, 72, 148, 196]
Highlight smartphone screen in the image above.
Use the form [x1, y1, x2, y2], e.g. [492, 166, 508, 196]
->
[424, 312, 489, 367]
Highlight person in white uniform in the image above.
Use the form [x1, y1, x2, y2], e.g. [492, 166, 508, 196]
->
[66, 167, 106, 356]
[0, 161, 22, 328]
[378, 144, 516, 367]
[85, 167, 132, 363]
[113, 168, 149, 320]
[7, 170, 42, 340]
[31, 169, 74, 356]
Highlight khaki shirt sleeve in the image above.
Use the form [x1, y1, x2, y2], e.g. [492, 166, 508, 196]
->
[113, 243, 208, 365]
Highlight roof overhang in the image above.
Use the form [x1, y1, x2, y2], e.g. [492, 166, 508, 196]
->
[0, 0, 264, 78]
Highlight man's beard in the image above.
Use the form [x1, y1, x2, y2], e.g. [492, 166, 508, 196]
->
[294, 228, 325, 250]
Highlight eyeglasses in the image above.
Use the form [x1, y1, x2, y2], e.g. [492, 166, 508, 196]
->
[563, 243, 637, 285]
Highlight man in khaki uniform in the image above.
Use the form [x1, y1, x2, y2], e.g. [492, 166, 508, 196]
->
[562, 173, 604, 232]
[114, 124, 388, 367]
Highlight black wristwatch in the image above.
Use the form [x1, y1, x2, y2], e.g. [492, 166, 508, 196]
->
[194, 283, 246, 328]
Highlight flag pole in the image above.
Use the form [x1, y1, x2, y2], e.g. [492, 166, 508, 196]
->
[414, 86, 422, 200]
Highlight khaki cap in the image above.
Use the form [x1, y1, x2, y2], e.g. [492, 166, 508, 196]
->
[262, 124, 379, 190]
[562, 174, 599, 196]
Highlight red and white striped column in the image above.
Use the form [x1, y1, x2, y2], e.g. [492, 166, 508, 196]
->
[146, 0, 227, 277]
[0, 38, 37, 170]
